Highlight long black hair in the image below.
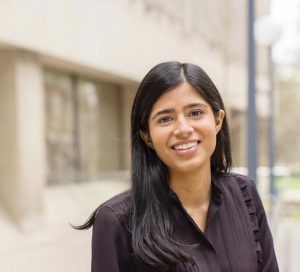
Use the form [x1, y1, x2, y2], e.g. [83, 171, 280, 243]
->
[76, 61, 232, 271]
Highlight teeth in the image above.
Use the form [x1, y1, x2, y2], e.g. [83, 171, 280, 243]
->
[173, 142, 198, 150]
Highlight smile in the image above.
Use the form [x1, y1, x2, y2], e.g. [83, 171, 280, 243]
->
[172, 141, 200, 151]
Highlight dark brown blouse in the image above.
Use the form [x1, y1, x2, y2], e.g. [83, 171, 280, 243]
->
[91, 173, 279, 271]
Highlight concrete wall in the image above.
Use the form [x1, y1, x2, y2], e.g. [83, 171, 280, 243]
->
[120, 84, 138, 170]
[0, 51, 19, 222]
[0, 1, 247, 95]
[0, 50, 45, 229]
[0, 0, 271, 225]
[0, 0, 271, 116]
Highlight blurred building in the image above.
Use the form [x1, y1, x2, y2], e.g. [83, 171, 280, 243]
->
[0, 0, 269, 228]
[276, 66, 300, 175]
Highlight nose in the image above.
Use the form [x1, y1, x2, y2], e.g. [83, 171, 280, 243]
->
[173, 117, 194, 137]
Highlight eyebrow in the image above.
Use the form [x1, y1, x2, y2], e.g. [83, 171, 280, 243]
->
[151, 103, 208, 120]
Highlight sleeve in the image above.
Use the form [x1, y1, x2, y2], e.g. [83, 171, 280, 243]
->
[249, 183, 279, 272]
[91, 206, 133, 272]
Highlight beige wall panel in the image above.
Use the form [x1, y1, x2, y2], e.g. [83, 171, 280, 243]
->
[15, 51, 46, 226]
[120, 85, 138, 170]
[0, 0, 245, 87]
[0, 51, 20, 219]
[0, 50, 45, 228]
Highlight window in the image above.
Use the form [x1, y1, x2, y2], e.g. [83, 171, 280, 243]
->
[44, 70, 122, 185]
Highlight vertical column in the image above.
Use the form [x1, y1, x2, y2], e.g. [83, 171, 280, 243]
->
[0, 49, 46, 230]
[120, 85, 137, 171]
[247, 0, 258, 182]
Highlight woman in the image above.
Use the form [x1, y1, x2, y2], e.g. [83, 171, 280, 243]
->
[78, 62, 278, 271]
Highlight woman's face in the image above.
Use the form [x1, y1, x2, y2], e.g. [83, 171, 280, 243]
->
[141, 82, 224, 175]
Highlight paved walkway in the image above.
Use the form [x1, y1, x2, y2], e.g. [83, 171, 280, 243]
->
[272, 188, 300, 272]
[0, 180, 130, 272]
[0, 179, 299, 271]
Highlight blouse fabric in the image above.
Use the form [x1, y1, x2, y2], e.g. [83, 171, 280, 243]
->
[91, 173, 279, 272]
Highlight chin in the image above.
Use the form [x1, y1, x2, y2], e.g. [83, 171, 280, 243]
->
[171, 162, 206, 173]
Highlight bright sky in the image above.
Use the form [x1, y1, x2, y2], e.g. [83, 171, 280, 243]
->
[271, 0, 300, 64]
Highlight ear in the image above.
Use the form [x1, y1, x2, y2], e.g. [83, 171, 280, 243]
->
[140, 130, 154, 149]
[215, 110, 225, 133]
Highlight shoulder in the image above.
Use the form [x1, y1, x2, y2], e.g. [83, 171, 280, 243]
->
[91, 191, 133, 269]
[100, 190, 131, 212]
[216, 172, 256, 190]
[94, 190, 131, 229]
[216, 172, 263, 209]
[215, 172, 260, 203]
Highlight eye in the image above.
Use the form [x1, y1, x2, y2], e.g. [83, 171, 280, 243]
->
[158, 116, 173, 124]
[189, 110, 204, 117]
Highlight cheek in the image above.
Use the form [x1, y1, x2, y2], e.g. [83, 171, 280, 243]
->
[211, 136, 217, 150]
[201, 119, 218, 135]
[150, 131, 168, 150]
[208, 131, 218, 154]
[149, 129, 172, 159]
[199, 123, 218, 149]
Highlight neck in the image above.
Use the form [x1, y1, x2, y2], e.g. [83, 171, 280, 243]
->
[169, 167, 212, 209]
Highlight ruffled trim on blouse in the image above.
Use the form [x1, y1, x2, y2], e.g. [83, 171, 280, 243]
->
[237, 180, 263, 271]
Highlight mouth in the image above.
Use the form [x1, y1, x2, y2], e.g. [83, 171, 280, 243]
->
[171, 141, 200, 151]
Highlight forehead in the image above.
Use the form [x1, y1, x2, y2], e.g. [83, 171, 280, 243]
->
[151, 82, 209, 111]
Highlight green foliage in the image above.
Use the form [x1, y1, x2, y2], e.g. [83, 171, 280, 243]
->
[275, 176, 300, 190]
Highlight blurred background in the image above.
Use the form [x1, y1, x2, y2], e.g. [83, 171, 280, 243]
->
[0, 0, 299, 271]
